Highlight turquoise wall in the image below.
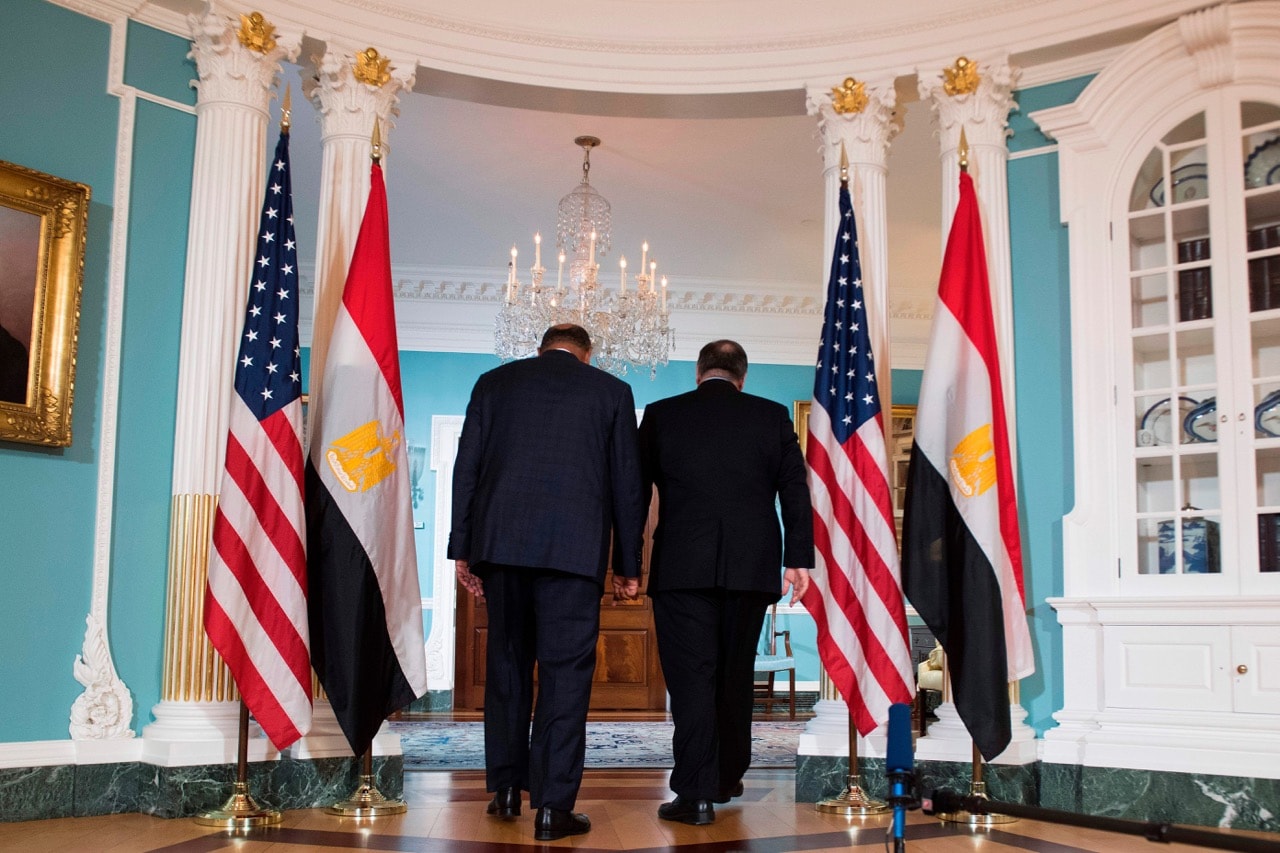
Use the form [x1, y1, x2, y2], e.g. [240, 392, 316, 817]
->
[1008, 75, 1090, 732]
[0, 2, 194, 741]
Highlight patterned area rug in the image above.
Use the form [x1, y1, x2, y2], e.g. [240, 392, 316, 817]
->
[389, 720, 807, 770]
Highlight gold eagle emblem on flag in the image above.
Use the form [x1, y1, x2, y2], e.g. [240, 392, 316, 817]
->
[325, 419, 401, 493]
[948, 423, 997, 498]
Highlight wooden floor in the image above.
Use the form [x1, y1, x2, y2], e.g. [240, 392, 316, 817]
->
[3, 767, 1277, 852]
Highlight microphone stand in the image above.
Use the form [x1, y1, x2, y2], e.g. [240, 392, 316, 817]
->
[886, 769, 912, 853]
[923, 790, 1280, 853]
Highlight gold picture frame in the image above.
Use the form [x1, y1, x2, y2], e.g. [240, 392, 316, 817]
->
[0, 160, 90, 447]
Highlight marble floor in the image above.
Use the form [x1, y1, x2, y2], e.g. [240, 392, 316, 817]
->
[3, 768, 1277, 852]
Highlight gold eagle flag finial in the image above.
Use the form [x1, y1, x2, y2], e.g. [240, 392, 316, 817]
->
[830, 77, 868, 115]
[353, 47, 392, 87]
[943, 56, 980, 96]
[237, 12, 277, 54]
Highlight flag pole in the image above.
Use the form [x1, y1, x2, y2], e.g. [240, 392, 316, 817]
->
[814, 707, 888, 815]
[928, 126, 1017, 828]
[812, 143, 889, 818]
[321, 120, 409, 820]
[194, 701, 283, 828]
[194, 85, 297, 832]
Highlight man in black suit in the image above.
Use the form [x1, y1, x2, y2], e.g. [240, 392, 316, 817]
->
[639, 339, 813, 825]
[448, 323, 645, 842]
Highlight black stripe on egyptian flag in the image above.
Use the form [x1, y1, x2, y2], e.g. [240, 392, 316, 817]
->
[900, 442, 1012, 762]
[305, 460, 418, 758]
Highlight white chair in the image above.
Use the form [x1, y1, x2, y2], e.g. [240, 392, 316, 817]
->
[916, 641, 945, 735]
[754, 604, 796, 719]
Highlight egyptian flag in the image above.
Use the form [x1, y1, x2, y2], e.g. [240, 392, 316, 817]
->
[305, 158, 428, 757]
[901, 170, 1034, 762]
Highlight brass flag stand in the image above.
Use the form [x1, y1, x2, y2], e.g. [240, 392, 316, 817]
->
[194, 701, 282, 829]
[934, 741, 1017, 826]
[325, 747, 408, 817]
[815, 713, 889, 815]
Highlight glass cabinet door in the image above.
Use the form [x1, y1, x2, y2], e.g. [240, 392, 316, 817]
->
[1125, 100, 1280, 589]
[1243, 101, 1280, 575]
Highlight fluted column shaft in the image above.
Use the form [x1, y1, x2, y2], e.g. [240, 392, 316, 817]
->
[143, 11, 297, 763]
[800, 78, 899, 749]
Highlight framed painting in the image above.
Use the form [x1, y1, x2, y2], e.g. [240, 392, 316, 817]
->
[0, 159, 90, 447]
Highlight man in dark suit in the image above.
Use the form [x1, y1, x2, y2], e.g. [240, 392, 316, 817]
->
[639, 339, 813, 825]
[448, 323, 645, 842]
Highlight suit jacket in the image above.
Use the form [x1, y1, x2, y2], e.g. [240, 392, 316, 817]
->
[447, 349, 644, 583]
[639, 379, 814, 596]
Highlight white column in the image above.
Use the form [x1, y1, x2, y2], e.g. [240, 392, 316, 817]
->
[916, 56, 1037, 764]
[143, 10, 298, 765]
[918, 56, 1019, 443]
[798, 77, 900, 763]
[289, 44, 417, 760]
[301, 44, 415, 431]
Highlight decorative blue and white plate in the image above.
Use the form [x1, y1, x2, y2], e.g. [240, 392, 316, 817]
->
[1183, 398, 1217, 442]
[1141, 396, 1199, 445]
[1149, 164, 1209, 206]
[1245, 135, 1280, 189]
[1256, 390, 1280, 437]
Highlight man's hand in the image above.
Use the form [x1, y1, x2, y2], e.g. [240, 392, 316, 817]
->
[781, 568, 811, 605]
[456, 559, 485, 601]
[612, 575, 640, 604]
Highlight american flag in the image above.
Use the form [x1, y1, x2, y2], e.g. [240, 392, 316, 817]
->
[204, 128, 312, 750]
[800, 177, 915, 736]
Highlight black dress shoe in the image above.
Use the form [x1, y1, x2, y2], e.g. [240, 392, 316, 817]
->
[658, 796, 715, 825]
[533, 806, 591, 841]
[713, 780, 745, 804]
[486, 786, 520, 819]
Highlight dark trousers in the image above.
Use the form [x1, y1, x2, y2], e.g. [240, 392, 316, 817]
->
[478, 563, 601, 811]
[653, 588, 772, 800]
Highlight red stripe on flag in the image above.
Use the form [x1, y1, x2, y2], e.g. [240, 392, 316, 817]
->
[261, 405, 305, 495]
[341, 163, 406, 416]
[840, 429, 911, 633]
[210, 502, 311, 696]
[807, 433, 913, 714]
[204, 593, 302, 746]
[223, 431, 307, 590]
[936, 172, 1026, 603]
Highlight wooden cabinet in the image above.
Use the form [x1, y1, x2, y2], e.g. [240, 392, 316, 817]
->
[453, 497, 666, 711]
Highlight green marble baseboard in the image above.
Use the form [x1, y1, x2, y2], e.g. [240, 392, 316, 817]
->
[796, 757, 1279, 833]
[0, 755, 403, 823]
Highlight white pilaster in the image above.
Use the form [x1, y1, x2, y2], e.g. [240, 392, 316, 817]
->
[143, 9, 299, 762]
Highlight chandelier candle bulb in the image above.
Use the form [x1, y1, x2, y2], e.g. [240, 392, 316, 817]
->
[620, 256, 627, 292]
[662, 276, 668, 313]
[534, 232, 541, 271]
[650, 261, 657, 293]
[589, 230, 597, 267]
[558, 251, 565, 287]
[641, 241, 648, 274]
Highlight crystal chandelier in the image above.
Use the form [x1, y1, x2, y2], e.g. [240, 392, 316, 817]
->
[494, 136, 674, 378]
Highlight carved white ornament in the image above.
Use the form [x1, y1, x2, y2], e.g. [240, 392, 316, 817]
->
[806, 79, 901, 168]
[187, 10, 298, 109]
[70, 614, 134, 740]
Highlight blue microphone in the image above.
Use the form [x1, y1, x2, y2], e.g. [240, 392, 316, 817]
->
[885, 702, 915, 852]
